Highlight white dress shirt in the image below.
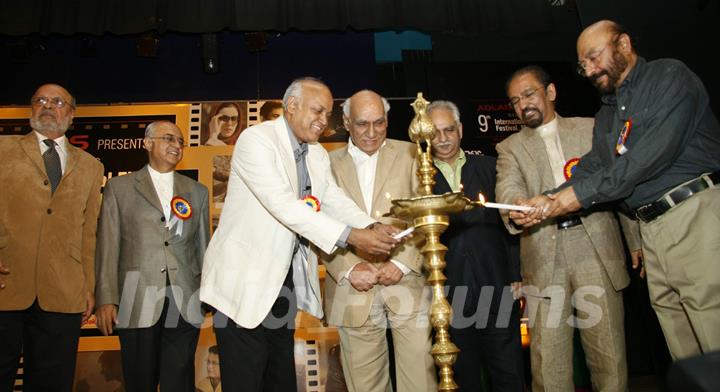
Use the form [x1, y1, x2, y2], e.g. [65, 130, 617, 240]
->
[148, 165, 175, 221]
[35, 131, 68, 174]
[344, 139, 410, 279]
[536, 115, 567, 187]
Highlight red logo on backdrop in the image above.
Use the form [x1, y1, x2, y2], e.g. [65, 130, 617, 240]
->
[69, 134, 90, 150]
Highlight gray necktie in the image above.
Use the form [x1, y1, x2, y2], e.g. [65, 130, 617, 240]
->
[294, 143, 311, 198]
[42, 139, 62, 193]
[294, 143, 311, 255]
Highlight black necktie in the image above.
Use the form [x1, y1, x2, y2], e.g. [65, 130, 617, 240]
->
[42, 139, 62, 193]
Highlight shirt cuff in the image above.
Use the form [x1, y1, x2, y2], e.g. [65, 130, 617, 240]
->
[339, 262, 361, 286]
[335, 226, 352, 249]
[573, 181, 600, 209]
[389, 259, 411, 275]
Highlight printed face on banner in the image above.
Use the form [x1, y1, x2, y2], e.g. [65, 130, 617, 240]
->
[259, 100, 283, 122]
[201, 101, 248, 146]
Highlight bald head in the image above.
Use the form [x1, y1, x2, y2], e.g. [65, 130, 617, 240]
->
[577, 20, 636, 94]
[579, 20, 621, 45]
[343, 90, 390, 155]
[30, 83, 76, 139]
[283, 78, 334, 143]
[144, 120, 185, 173]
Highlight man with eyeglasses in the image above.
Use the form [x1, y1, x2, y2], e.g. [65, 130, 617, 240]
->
[530, 20, 720, 361]
[94, 120, 209, 392]
[427, 100, 524, 392]
[0, 84, 104, 391]
[321, 90, 436, 392]
[495, 66, 641, 391]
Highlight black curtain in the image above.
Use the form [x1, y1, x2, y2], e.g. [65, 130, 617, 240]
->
[0, 0, 564, 36]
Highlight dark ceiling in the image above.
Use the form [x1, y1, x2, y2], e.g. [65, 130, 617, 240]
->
[1, 0, 718, 112]
[0, 0, 576, 36]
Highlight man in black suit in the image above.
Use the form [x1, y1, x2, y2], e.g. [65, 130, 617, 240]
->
[428, 100, 524, 392]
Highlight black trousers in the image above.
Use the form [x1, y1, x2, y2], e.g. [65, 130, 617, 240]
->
[117, 293, 200, 392]
[0, 301, 82, 392]
[213, 267, 297, 392]
[451, 301, 525, 392]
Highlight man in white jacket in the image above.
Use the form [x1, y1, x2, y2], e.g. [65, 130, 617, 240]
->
[200, 77, 401, 392]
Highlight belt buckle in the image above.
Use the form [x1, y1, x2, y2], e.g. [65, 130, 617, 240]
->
[556, 215, 581, 230]
[635, 204, 656, 223]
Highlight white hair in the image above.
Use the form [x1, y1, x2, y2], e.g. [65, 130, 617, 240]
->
[341, 90, 391, 117]
[282, 77, 327, 109]
[427, 100, 461, 123]
[144, 120, 177, 138]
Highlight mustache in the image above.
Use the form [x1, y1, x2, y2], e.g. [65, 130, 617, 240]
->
[590, 70, 608, 85]
[521, 107, 539, 118]
[39, 109, 57, 118]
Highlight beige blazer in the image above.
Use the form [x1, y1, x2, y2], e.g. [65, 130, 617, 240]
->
[322, 139, 427, 327]
[200, 118, 375, 328]
[0, 132, 104, 313]
[495, 115, 634, 291]
[95, 166, 210, 328]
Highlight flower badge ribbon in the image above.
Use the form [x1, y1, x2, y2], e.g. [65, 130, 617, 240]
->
[615, 119, 632, 155]
[303, 195, 320, 212]
[564, 157, 580, 181]
[167, 196, 192, 236]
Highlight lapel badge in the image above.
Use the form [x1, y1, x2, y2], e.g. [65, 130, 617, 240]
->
[303, 195, 321, 212]
[615, 119, 632, 155]
[167, 196, 192, 236]
[563, 157, 580, 180]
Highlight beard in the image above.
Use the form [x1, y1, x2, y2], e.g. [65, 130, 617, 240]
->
[30, 111, 71, 134]
[521, 107, 544, 128]
[590, 49, 629, 94]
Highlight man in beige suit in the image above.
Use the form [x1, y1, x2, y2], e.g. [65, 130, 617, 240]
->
[495, 66, 640, 391]
[323, 90, 436, 392]
[95, 121, 210, 392]
[0, 84, 104, 391]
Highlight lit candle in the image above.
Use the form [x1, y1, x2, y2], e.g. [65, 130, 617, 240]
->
[477, 193, 534, 212]
[393, 226, 415, 240]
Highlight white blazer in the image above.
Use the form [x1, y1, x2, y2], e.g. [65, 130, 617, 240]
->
[200, 118, 374, 328]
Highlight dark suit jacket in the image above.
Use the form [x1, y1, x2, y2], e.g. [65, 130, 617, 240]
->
[434, 154, 520, 321]
[0, 132, 104, 313]
[95, 166, 210, 328]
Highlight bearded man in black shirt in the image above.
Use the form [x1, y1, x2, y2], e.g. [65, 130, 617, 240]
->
[513, 19, 720, 361]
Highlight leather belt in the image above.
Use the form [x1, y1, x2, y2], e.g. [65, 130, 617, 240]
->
[635, 170, 719, 223]
[556, 214, 582, 230]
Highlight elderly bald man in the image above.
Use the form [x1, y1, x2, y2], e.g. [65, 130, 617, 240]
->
[524, 20, 720, 361]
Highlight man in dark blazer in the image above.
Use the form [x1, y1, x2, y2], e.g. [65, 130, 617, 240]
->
[0, 84, 104, 392]
[95, 120, 210, 392]
[428, 100, 524, 391]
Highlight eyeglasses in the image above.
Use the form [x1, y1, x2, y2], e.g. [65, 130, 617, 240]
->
[148, 134, 187, 147]
[509, 87, 541, 107]
[577, 35, 619, 77]
[218, 115, 238, 122]
[31, 96, 74, 109]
